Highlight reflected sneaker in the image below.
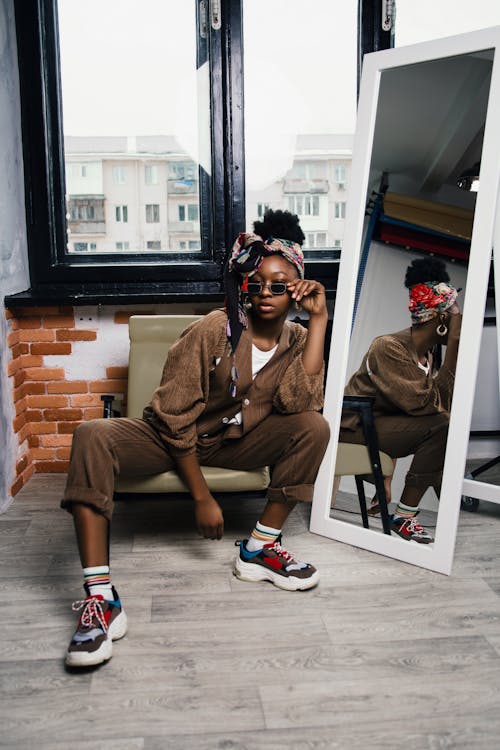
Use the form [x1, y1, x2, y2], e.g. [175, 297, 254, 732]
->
[233, 538, 319, 591]
[65, 585, 128, 667]
[391, 515, 434, 544]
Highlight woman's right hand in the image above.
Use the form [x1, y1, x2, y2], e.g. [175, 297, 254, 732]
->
[194, 495, 224, 540]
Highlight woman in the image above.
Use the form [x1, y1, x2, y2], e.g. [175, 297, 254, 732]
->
[340, 257, 462, 543]
[62, 209, 330, 667]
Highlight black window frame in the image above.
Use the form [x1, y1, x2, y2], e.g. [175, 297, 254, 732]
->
[9, 0, 392, 305]
[13, 0, 245, 295]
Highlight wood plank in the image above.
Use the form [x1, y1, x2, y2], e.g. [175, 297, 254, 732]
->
[259, 674, 500, 731]
[88, 634, 499, 691]
[143, 725, 500, 750]
[0, 686, 265, 744]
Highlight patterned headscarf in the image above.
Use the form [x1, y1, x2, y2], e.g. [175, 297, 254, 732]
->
[409, 281, 459, 325]
[223, 231, 304, 396]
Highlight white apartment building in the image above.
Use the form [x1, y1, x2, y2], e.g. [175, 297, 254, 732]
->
[65, 134, 353, 254]
[246, 134, 353, 251]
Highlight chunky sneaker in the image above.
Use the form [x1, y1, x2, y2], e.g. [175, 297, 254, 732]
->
[391, 515, 434, 544]
[233, 538, 319, 591]
[65, 585, 128, 668]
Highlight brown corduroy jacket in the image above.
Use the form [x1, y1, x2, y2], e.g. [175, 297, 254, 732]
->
[341, 328, 455, 430]
[143, 309, 325, 456]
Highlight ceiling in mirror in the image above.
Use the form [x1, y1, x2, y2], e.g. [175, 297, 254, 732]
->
[369, 50, 494, 205]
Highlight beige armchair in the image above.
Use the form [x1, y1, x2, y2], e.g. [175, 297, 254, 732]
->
[113, 315, 270, 495]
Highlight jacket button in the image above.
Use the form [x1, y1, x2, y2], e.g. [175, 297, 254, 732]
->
[222, 417, 229, 423]
[243, 398, 250, 407]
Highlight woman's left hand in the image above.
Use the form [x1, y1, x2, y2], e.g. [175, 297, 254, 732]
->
[287, 279, 327, 317]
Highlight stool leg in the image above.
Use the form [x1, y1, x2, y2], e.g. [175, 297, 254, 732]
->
[372, 473, 392, 535]
[355, 476, 370, 528]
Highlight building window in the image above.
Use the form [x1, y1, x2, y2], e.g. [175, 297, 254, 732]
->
[115, 206, 128, 223]
[288, 195, 320, 216]
[112, 166, 127, 185]
[178, 204, 199, 222]
[169, 162, 197, 181]
[145, 204, 160, 223]
[73, 242, 97, 252]
[334, 239, 342, 248]
[305, 232, 327, 248]
[334, 165, 347, 188]
[145, 165, 158, 185]
[115, 242, 130, 251]
[147, 241, 162, 250]
[75, 205, 94, 220]
[334, 202, 346, 219]
[188, 240, 201, 251]
[257, 203, 269, 218]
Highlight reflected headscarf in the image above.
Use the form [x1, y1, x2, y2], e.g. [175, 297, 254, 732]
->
[408, 281, 459, 325]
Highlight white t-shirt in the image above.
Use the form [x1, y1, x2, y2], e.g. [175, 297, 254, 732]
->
[224, 343, 278, 426]
[418, 360, 430, 376]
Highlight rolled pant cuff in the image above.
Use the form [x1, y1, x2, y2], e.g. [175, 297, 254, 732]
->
[61, 486, 112, 520]
[266, 483, 314, 504]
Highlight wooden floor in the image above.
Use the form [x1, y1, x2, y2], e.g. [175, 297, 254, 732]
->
[1, 473, 500, 749]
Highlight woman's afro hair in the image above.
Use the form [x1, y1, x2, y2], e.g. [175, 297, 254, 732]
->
[253, 209, 305, 246]
[404, 256, 450, 289]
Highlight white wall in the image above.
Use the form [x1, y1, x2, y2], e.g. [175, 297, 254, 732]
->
[0, 0, 30, 510]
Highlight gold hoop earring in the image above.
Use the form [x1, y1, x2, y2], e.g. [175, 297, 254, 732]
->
[436, 322, 448, 337]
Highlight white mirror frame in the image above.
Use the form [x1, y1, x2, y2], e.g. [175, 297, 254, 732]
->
[310, 26, 500, 575]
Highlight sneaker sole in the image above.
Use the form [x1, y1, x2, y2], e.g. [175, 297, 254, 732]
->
[233, 557, 319, 591]
[109, 609, 128, 641]
[392, 528, 433, 544]
[65, 609, 128, 668]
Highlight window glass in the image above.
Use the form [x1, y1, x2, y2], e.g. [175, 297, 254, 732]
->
[145, 204, 160, 223]
[395, 1, 500, 46]
[145, 165, 159, 185]
[334, 201, 346, 219]
[243, 0, 356, 255]
[58, 0, 209, 255]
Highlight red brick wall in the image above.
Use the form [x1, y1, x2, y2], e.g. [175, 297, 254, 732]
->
[6, 306, 128, 496]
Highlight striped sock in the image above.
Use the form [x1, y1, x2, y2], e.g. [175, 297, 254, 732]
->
[393, 500, 419, 520]
[83, 565, 114, 601]
[245, 521, 281, 552]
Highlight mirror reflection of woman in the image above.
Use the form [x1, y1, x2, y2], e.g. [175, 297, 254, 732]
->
[340, 257, 462, 543]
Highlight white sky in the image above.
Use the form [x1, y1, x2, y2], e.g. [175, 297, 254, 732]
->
[58, 0, 500, 187]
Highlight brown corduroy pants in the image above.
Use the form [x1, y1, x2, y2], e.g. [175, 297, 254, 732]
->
[62, 412, 330, 520]
[340, 411, 449, 493]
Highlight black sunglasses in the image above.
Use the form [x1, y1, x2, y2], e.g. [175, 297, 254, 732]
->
[246, 281, 288, 296]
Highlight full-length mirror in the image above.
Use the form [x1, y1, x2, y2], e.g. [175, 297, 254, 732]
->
[310, 27, 500, 573]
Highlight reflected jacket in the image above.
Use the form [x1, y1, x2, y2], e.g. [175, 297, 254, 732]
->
[341, 328, 455, 430]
